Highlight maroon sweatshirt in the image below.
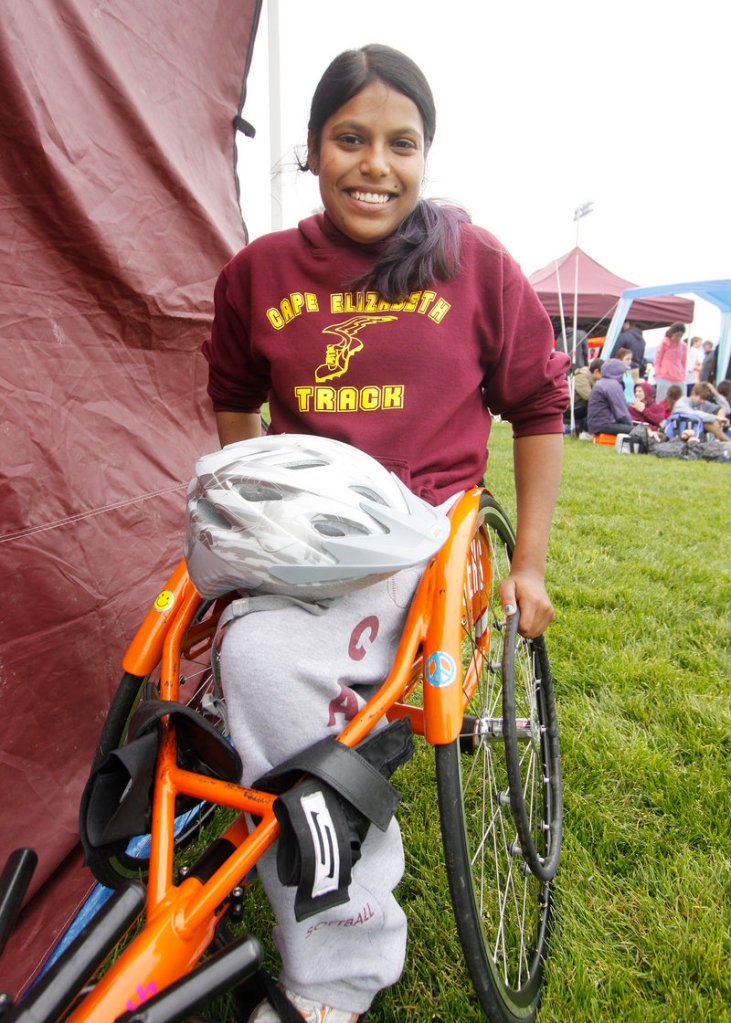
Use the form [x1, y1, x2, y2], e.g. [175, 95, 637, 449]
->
[203, 214, 568, 506]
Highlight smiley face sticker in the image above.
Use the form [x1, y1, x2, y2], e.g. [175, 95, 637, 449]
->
[153, 589, 175, 613]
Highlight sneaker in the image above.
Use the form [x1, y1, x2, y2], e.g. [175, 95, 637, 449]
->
[249, 987, 359, 1023]
[578, 431, 592, 441]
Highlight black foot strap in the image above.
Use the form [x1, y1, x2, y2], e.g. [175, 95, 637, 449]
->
[80, 698, 242, 855]
[254, 719, 414, 921]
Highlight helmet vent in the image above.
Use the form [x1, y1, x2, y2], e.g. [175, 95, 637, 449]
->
[237, 481, 283, 502]
[286, 458, 329, 470]
[350, 485, 387, 505]
[198, 499, 233, 530]
[312, 515, 370, 538]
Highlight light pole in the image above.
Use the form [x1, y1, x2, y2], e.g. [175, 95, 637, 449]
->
[573, 201, 594, 248]
[571, 200, 595, 356]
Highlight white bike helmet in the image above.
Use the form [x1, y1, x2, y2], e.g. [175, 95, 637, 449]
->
[184, 434, 450, 599]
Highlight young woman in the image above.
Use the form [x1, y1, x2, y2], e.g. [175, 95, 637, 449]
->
[201, 44, 568, 1022]
[653, 322, 688, 400]
[629, 381, 667, 428]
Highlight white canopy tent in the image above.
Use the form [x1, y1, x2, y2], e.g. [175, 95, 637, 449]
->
[601, 280, 731, 384]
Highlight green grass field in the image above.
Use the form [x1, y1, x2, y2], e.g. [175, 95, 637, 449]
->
[367, 423, 730, 1023]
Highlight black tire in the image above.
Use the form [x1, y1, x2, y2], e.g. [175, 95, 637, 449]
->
[80, 600, 230, 888]
[435, 494, 562, 1023]
[502, 612, 562, 881]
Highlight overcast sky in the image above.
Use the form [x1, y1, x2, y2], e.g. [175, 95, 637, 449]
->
[236, 0, 729, 342]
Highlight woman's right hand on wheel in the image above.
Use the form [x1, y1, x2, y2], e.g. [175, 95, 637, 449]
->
[499, 569, 554, 638]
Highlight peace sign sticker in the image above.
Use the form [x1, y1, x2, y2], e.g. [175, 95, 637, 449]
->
[425, 650, 456, 688]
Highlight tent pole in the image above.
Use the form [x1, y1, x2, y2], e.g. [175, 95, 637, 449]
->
[268, 0, 282, 231]
[555, 261, 568, 351]
[570, 254, 579, 435]
[570, 202, 594, 434]
[554, 261, 573, 433]
[572, 250, 579, 370]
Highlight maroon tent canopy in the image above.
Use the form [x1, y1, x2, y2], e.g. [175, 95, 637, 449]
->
[0, 0, 261, 995]
[529, 247, 695, 336]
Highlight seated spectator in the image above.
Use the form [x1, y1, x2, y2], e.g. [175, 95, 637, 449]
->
[709, 379, 731, 417]
[564, 357, 603, 433]
[672, 382, 730, 441]
[587, 358, 633, 436]
[628, 382, 666, 428]
[659, 383, 683, 419]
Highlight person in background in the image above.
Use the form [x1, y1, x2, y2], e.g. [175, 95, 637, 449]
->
[685, 336, 704, 394]
[586, 358, 634, 436]
[699, 341, 718, 384]
[712, 379, 731, 416]
[614, 346, 636, 402]
[564, 357, 603, 435]
[672, 382, 731, 440]
[556, 326, 589, 370]
[612, 319, 645, 379]
[653, 322, 688, 400]
[661, 384, 683, 419]
[629, 381, 667, 428]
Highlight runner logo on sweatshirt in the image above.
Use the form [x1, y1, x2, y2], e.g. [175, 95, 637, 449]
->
[315, 315, 397, 382]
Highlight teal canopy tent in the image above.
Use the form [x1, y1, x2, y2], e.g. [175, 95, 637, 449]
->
[601, 280, 731, 383]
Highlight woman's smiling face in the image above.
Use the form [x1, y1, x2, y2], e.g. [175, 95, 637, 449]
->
[309, 80, 426, 245]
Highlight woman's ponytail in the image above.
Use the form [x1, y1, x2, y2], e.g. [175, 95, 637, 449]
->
[352, 199, 470, 300]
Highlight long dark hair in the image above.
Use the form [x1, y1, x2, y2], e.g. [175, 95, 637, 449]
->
[306, 44, 470, 300]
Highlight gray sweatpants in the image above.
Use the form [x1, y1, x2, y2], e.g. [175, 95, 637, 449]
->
[219, 567, 423, 1015]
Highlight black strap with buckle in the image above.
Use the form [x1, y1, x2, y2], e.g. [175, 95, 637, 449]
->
[254, 718, 414, 921]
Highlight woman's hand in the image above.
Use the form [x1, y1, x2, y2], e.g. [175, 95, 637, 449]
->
[499, 569, 554, 638]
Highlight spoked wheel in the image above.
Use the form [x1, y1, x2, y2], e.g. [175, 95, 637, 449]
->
[435, 494, 562, 1023]
[80, 597, 231, 888]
